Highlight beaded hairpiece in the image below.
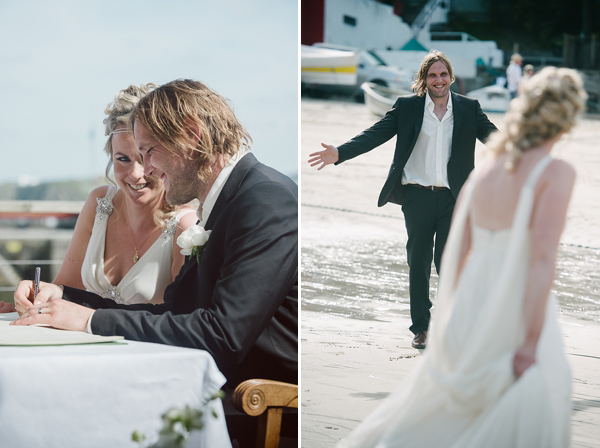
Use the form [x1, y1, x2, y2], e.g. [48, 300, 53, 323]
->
[110, 128, 130, 135]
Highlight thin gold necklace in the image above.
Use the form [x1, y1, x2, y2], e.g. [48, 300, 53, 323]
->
[124, 211, 155, 263]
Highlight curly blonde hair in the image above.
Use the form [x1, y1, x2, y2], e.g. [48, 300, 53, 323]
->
[130, 79, 252, 182]
[411, 50, 455, 97]
[103, 83, 178, 227]
[486, 67, 587, 170]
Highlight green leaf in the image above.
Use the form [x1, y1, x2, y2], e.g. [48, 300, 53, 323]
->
[132, 430, 146, 443]
[134, 390, 225, 446]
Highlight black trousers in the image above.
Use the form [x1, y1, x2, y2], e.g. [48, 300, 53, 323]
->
[401, 185, 455, 334]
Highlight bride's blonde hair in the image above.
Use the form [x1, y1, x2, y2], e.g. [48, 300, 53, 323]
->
[103, 83, 178, 227]
[103, 83, 157, 176]
[486, 67, 587, 170]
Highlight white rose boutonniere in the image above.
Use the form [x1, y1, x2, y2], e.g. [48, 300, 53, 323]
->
[176, 225, 211, 264]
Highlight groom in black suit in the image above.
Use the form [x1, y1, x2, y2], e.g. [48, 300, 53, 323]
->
[309, 51, 497, 349]
[14, 80, 298, 386]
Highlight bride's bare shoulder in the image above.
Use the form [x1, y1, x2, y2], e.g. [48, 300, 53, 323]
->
[541, 159, 576, 190]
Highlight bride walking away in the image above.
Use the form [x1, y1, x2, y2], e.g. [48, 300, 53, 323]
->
[338, 66, 588, 448]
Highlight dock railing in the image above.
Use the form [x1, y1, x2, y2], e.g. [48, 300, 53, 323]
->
[0, 200, 83, 297]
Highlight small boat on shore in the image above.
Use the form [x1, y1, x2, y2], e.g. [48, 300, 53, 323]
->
[465, 84, 510, 113]
[301, 45, 358, 86]
[362, 82, 510, 116]
[361, 82, 412, 116]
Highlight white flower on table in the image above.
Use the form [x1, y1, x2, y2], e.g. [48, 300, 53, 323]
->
[176, 225, 211, 263]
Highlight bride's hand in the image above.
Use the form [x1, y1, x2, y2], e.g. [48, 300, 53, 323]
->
[13, 280, 63, 316]
[513, 341, 536, 378]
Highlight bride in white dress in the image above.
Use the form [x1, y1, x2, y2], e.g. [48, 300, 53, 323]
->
[339, 67, 588, 448]
[53, 84, 196, 305]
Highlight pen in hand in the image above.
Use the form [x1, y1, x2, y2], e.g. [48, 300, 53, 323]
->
[34, 266, 41, 299]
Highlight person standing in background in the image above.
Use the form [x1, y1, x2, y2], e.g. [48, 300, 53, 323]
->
[507, 53, 523, 99]
[519, 64, 535, 94]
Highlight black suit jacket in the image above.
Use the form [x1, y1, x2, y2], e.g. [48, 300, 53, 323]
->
[63, 153, 298, 387]
[336, 92, 497, 206]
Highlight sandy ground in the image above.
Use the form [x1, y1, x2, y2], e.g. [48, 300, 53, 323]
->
[300, 98, 600, 447]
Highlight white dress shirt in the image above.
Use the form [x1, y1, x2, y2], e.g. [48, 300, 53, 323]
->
[86, 150, 247, 334]
[197, 150, 246, 226]
[402, 91, 453, 188]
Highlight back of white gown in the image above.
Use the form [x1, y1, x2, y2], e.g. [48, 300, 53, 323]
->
[339, 155, 572, 448]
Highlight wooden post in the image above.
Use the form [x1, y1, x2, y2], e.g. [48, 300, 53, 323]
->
[256, 408, 283, 448]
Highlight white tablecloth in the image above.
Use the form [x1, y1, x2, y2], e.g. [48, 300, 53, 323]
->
[0, 313, 232, 448]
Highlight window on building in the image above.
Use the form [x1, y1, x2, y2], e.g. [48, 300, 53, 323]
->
[343, 15, 357, 27]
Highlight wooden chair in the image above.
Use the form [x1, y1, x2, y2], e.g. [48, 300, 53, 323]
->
[232, 379, 298, 448]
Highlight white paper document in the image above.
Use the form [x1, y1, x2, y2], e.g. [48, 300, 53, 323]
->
[0, 319, 124, 346]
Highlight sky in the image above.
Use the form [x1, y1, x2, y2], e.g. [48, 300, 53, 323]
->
[0, 0, 298, 184]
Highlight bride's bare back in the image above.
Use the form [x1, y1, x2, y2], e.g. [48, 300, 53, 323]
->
[471, 144, 575, 234]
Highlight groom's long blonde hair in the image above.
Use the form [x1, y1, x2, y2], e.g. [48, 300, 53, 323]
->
[131, 79, 252, 183]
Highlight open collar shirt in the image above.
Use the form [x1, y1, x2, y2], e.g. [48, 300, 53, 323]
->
[197, 149, 246, 227]
[402, 91, 453, 188]
[402, 92, 454, 188]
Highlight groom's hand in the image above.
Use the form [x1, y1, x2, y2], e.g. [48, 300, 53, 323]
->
[308, 143, 339, 170]
[11, 299, 92, 332]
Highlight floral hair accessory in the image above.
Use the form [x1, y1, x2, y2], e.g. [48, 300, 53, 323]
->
[176, 225, 211, 264]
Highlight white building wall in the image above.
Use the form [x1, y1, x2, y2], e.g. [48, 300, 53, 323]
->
[376, 49, 477, 79]
[422, 40, 504, 68]
[323, 0, 412, 50]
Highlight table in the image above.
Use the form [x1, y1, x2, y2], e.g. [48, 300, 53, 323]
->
[0, 313, 232, 447]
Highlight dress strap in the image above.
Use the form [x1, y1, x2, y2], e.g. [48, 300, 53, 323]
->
[95, 185, 118, 219]
[507, 154, 553, 233]
[458, 174, 477, 232]
[104, 185, 118, 201]
[522, 155, 553, 191]
[161, 209, 196, 242]
[175, 208, 196, 222]
[468, 183, 476, 232]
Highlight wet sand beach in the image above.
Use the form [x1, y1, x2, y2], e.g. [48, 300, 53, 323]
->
[301, 98, 600, 447]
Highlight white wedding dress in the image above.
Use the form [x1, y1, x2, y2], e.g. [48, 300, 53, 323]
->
[339, 155, 572, 448]
[81, 185, 194, 305]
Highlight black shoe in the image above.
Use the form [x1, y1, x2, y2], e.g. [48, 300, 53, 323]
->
[411, 331, 427, 349]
